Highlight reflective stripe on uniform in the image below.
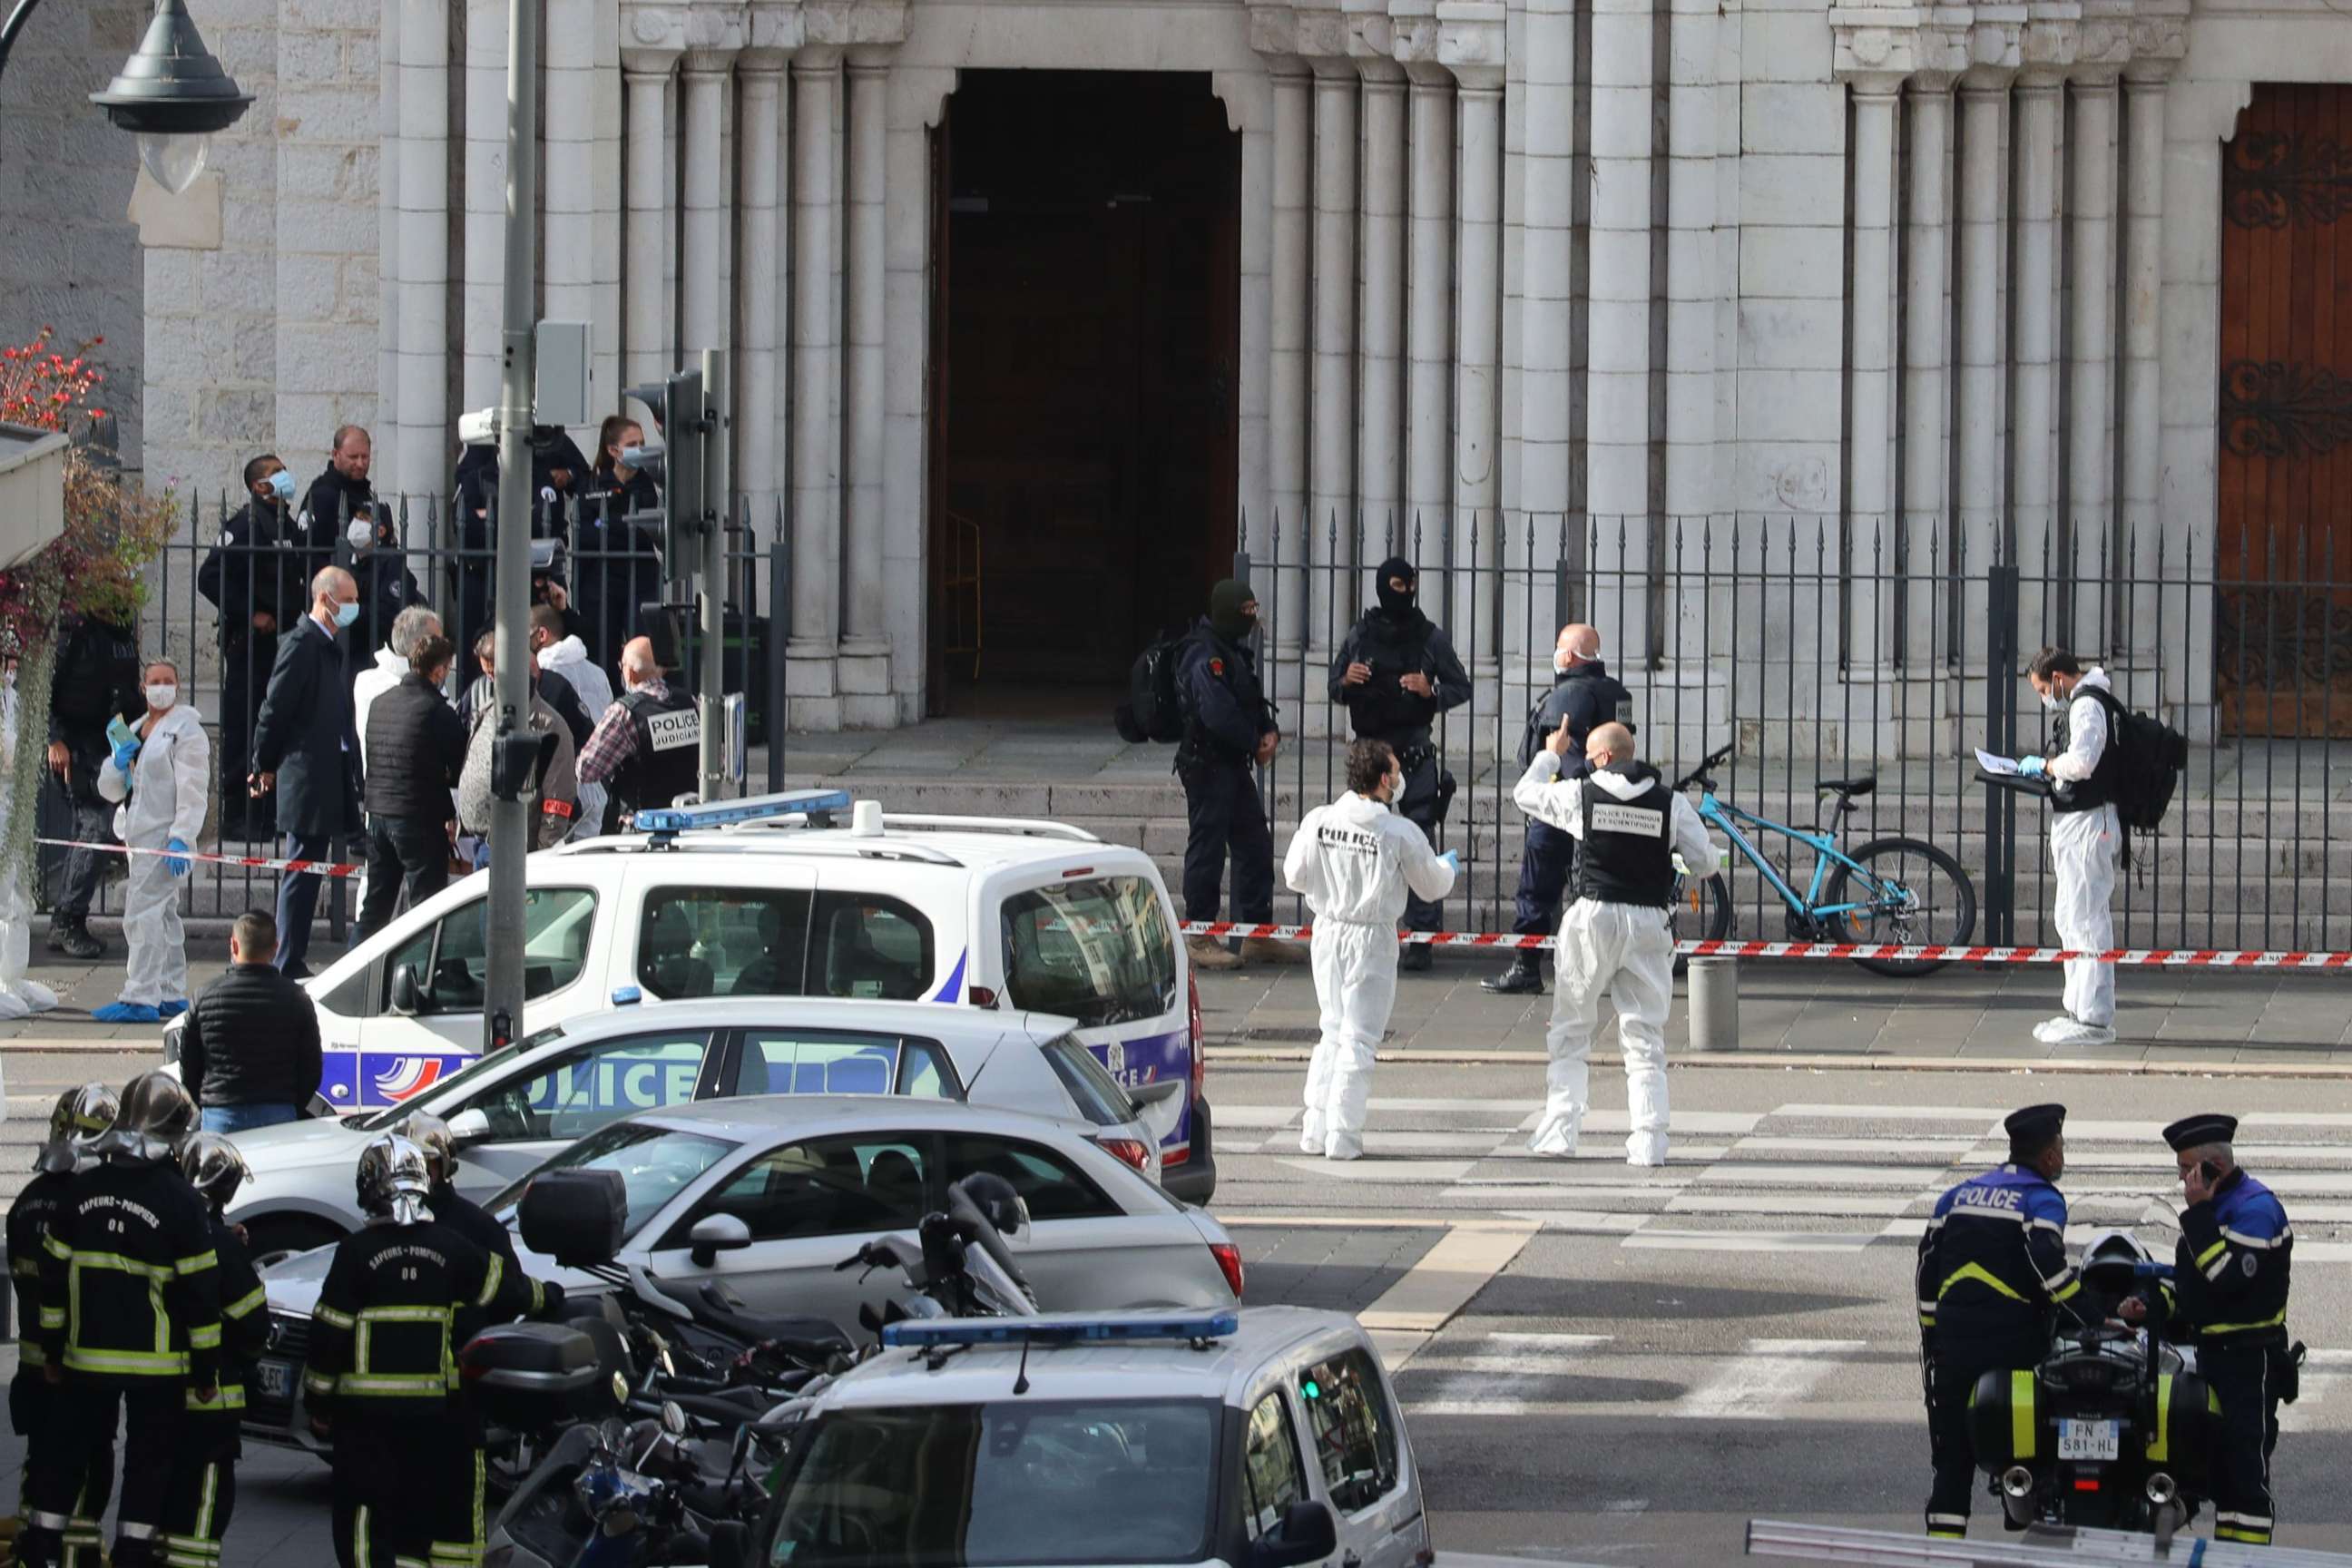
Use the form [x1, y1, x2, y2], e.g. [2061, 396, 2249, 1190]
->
[1939, 1262, 2027, 1303]
[476, 1257, 505, 1308]
[315, 1304, 357, 1329]
[184, 1384, 247, 1411]
[332, 1373, 452, 1396]
[2222, 1227, 2288, 1250]
[2203, 1309, 2289, 1336]
[223, 1285, 266, 1319]
[2196, 1239, 2228, 1268]
[63, 1346, 189, 1376]
[175, 1251, 217, 1276]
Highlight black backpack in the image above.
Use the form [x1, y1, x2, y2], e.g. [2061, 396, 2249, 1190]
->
[2082, 686, 2189, 845]
[1115, 637, 1189, 744]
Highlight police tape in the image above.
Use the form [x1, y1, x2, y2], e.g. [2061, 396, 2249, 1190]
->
[34, 838, 366, 879]
[1176, 920, 2352, 970]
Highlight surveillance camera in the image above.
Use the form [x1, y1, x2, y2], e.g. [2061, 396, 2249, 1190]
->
[458, 408, 500, 446]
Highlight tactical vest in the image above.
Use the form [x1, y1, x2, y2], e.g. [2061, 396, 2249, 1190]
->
[1573, 765, 1677, 907]
[2050, 689, 2124, 814]
[614, 684, 701, 815]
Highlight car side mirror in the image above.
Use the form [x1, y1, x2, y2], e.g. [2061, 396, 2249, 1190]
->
[688, 1212, 753, 1268]
[707, 1523, 752, 1568]
[389, 963, 428, 1016]
[1251, 1501, 1338, 1568]
[446, 1108, 494, 1148]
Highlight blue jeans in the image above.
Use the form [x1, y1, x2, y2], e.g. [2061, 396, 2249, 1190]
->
[201, 1102, 300, 1133]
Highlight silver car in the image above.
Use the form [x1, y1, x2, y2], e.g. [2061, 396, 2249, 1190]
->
[222, 997, 1181, 1263]
[247, 1097, 1244, 1453]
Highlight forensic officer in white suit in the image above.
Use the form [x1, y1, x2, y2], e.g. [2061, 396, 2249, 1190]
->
[92, 661, 211, 1024]
[1282, 738, 1458, 1161]
[1513, 720, 1714, 1165]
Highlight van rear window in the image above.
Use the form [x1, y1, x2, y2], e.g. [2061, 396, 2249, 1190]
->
[636, 888, 935, 1002]
[998, 877, 1177, 1027]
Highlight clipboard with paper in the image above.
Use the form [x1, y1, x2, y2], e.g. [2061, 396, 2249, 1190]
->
[1974, 747, 2053, 798]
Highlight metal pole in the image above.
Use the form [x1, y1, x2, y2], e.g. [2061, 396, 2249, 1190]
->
[700, 348, 730, 799]
[481, 0, 537, 1053]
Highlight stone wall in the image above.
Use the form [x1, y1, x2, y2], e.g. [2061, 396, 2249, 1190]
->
[0, 0, 150, 467]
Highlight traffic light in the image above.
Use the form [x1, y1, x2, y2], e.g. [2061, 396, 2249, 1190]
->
[623, 368, 707, 577]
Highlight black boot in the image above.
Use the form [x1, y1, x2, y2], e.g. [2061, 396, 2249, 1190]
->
[1482, 952, 1543, 995]
[51, 916, 103, 960]
[1397, 942, 1433, 973]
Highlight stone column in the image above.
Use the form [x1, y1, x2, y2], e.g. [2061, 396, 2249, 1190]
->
[462, 0, 505, 411]
[884, 67, 956, 719]
[788, 46, 842, 720]
[1846, 76, 1900, 661]
[1307, 54, 1358, 647]
[392, 0, 450, 497]
[1664, 0, 1717, 680]
[1223, 72, 1276, 559]
[1397, 44, 1452, 574]
[841, 50, 892, 680]
[681, 54, 734, 357]
[544, 0, 599, 449]
[2011, 66, 2063, 623]
[2067, 67, 2121, 642]
[1955, 69, 2011, 634]
[1254, 24, 1312, 654]
[1585, 0, 1652, 662]
[738, 52, 789, 538]
[1900, 77, 1955, 668]
[1439, 3, 1504, 662]
[2121, 61, 2170, 664]
[1517, 0, 1573, 536]
[622, 44, 681, 385]
[1354, 29, 1407, 559]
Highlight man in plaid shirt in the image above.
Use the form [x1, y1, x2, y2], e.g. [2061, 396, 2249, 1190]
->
[577, 635, 701, 828]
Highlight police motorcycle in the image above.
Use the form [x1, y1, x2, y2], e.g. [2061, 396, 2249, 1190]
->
[480, 1173, 1039, 1568]
[1965, 1231, 2218, 1544]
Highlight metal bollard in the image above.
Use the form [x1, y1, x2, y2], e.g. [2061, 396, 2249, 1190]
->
[1686, 956, 1739, 1053]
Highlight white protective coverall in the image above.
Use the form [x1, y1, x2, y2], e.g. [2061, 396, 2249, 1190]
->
[2045, 667, 2119, 1032]
[538, 634, 613, 841]
[1282, 790, 1455, 1160]
[0, 671, 60, 1021]
[96, 702, 211, 1008]
[1513, 752, 1716, 1164]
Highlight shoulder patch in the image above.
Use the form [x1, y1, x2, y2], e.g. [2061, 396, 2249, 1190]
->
[2242, 1251, 2259, 1278]
[1209, 658, 1224, 677]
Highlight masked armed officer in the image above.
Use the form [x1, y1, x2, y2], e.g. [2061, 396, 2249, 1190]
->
[7, 1084, 120, 1568]
[1329, 557, 1470, 970]
[1914, 1103, 2089, 1541]
[157, 1135, 268, 1568]
[305, 1134, 538, 1568]
[2161, 1112, 2296, 1548]
[25, 1074, 218, 1568]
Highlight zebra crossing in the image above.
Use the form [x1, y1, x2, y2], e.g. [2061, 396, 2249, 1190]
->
[1217, 1097, 2352, 1256]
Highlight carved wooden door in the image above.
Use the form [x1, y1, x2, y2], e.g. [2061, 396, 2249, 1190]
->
[2219, 84, 2352, 736]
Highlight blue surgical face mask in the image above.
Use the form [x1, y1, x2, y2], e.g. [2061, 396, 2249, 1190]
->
[266, 470, 297, 505]
[332, 599, 361, 629]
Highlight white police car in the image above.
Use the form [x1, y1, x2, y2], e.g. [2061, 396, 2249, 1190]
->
[164, 791, 1217, 1200]
[742, 1308, 1435, 1568]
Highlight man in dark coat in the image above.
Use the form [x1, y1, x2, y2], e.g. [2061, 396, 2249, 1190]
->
[199, 455, 305, 840]
[1174, 579, 1298, 973]
[357, 635, 469, 942]
[299, 426, 375, 578]
[250, 566, 364, 977]
[42, 609, 142, 958]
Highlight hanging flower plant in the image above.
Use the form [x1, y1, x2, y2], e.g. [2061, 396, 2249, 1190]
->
[0, 328, 178, 890]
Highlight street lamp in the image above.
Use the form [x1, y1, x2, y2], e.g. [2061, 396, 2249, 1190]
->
[0, 0, 252, 196]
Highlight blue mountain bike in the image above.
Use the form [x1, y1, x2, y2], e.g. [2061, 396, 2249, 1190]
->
[1671, 743, 1978, 977]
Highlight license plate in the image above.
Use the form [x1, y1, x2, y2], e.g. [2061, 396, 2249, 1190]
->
[2058, 1418, 2119, 1461]
[255, 1360, 294, 1399]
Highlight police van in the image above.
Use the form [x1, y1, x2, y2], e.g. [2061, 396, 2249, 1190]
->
[163, 791, 1217, 1200]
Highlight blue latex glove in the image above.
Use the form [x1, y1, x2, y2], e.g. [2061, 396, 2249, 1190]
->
[1438, 850, 1462, 873]
[2017, 755, 2048, 778]
[165, 838, 191, 878]
[110, 736, 142, 773]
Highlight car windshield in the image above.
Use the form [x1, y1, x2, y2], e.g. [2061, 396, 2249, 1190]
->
[997, 877, 1177, 1028]
[485, 1120, 736, 1241]
[348, 1024, 567, 1132]
[765, 1397, 1219, 1566]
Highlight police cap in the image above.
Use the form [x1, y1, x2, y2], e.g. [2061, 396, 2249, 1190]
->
[2004, 1103, 2066, 1148]
[2162, 1113, 2239, 1152]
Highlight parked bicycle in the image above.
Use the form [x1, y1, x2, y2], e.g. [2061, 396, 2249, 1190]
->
[1671, 743, 1977, 977]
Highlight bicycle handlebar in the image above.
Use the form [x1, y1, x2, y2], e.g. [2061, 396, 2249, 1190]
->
[1673, 742, 1734, 793]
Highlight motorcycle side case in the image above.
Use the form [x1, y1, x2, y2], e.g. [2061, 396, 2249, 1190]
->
[517, 1167, 628, 1267]
[463, 1321, 622, 1430]
[1968, 1367, 2041, 1474]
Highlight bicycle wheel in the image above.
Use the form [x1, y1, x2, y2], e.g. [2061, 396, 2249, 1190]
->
[1670, 872, 1733, 975]
[1821, 837, 1977, 978]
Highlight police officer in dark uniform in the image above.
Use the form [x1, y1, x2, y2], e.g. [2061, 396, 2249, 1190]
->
[24, 1073, 218, 1568]
[1487, 623, 1634, 995]
[42, 608, 142, 960]
[159, 1134, 269, 1568]
[2161, 1112, 2296, 1548]
[305, 1134, 538, 1568]
[580, 635, 701, 828]
[1913, 1102, 2088, 1541]
[1329, 557, 1470, 971]
[198, 455, 302, 840]
[7, 1084, 119, 1568]
[1174, 579, 1293, 972]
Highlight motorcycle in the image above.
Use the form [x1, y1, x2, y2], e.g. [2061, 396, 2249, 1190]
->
[485, 1403, 750, 1568]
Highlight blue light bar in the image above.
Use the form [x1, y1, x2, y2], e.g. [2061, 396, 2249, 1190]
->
[881, 1309, 1240, 1349]
[636, 789, 854, 837]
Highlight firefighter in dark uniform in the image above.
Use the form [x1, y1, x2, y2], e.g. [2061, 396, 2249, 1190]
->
[1913, 1102, 2088, 1541]
[1328, 556, 1471, 971]
[24, 1073, 218, 1568]
[1487, 624, 1634, 995]
[2161, 1112, 2296, 1548]
[1174, 579, 1293, 972]
[7, 1084, 120, 1567]
[197, 456, 302, 840]
[401, 1111, 562, 1335]
[159, 1134, 269, 1568]
[304, 1134, 538, 1568]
